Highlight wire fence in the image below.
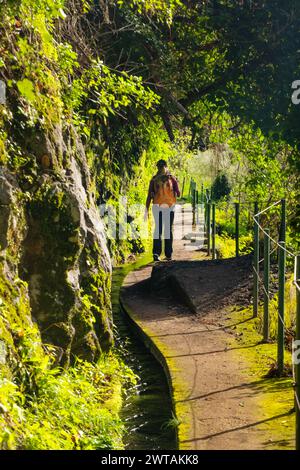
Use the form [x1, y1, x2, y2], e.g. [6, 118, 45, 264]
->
[253, 202, 300, 429]
[185, 176, 300, 448]
[188, 177, 300, 449]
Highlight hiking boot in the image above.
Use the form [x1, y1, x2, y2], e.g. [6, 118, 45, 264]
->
[165, 256, 172, 261]
[153, 254, 161, 262]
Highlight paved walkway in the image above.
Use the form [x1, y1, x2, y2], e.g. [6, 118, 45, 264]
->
[120, 203, 291, 450]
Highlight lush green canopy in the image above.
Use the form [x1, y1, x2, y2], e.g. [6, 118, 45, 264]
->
[1, 0, 299, 240]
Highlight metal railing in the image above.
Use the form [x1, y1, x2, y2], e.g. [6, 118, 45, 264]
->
[182, 176, 300, 449]
[252, 199, 300, 450]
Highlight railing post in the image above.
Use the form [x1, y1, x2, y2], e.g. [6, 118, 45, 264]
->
[295, 255, 300, 451]
[181, 177, 185, 199]
[205, 188, 210, 203]
[212, 203, 216, 260]
[277, 241, 286, 375]
[188, 178, 192, 199]
[279, 198, 286, 242]
[253, 202, 259, 318]
[192, 188, 196, 225]
[201, 183, 204, 213]
[207, 202, 211, 257]
[276, 198, 286, 374]
[196, 190, 199, 224]
[235, 202, 240, 257]
[263, 229, 270, 342]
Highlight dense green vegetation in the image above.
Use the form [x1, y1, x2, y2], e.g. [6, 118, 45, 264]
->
[0, 0, 299, 450]
[1, 0, 299, 250]
[0, 265, 136, 449]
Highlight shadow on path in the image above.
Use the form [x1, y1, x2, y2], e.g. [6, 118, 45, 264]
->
[182, 411, 293, 444]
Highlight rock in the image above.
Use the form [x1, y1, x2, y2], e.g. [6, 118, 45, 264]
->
[0, 127, 113, 366]
[0, 173, 14, 205]
[0, 169, 26, 255]
[0, 206, 10, 250]
[151, 256, 253, 315]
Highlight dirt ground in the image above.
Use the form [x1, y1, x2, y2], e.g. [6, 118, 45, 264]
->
[120, 204, 294, 450]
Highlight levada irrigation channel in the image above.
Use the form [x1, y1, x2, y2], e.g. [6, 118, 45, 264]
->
[112, 256, 177, 450]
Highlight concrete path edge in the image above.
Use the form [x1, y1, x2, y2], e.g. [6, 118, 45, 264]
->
[120, 285, 192, 450]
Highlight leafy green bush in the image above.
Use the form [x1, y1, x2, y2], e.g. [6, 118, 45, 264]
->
[215, 206, 251, 238]
[211, 172, 231, 201]
[0, 348, 136, 450]
[216, 234, 253, 259]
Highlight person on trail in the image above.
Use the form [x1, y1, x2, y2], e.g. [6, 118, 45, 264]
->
[145, 159, 180, 262]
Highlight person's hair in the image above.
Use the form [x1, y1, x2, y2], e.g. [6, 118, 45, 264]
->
[156, 159, 167, 169]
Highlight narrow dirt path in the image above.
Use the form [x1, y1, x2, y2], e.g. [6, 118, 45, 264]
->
[120, 203, 293, 450]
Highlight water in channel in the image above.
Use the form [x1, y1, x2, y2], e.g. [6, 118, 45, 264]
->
[112, 255, 177, 450]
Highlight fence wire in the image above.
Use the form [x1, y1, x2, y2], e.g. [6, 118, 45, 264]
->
[192, 187, 300, 422]
[253, 201, 300, 416]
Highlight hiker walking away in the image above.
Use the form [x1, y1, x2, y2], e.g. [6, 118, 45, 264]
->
[145, 159, 180, 262]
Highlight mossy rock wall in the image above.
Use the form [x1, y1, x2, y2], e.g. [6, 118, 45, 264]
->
[0, 126, 113, 366]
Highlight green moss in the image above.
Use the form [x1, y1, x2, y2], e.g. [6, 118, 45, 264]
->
[28, 184, 81, 262]
[227, 306, 295, 449]
[74, 242, 113, 355]
[0, 265, 34, 382]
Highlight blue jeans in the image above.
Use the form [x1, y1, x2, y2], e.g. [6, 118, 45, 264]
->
[152, 205, 175, 258]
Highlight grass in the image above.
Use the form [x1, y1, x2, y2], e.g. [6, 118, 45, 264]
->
[227, 305, 295, 449]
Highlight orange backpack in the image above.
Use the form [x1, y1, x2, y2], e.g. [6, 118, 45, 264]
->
[152, 174, 176, 207]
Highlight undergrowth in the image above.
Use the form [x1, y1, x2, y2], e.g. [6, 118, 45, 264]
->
[216, 233, 253, 258]
[0, 343, 136, 450]
[0, 267, 136, 450]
